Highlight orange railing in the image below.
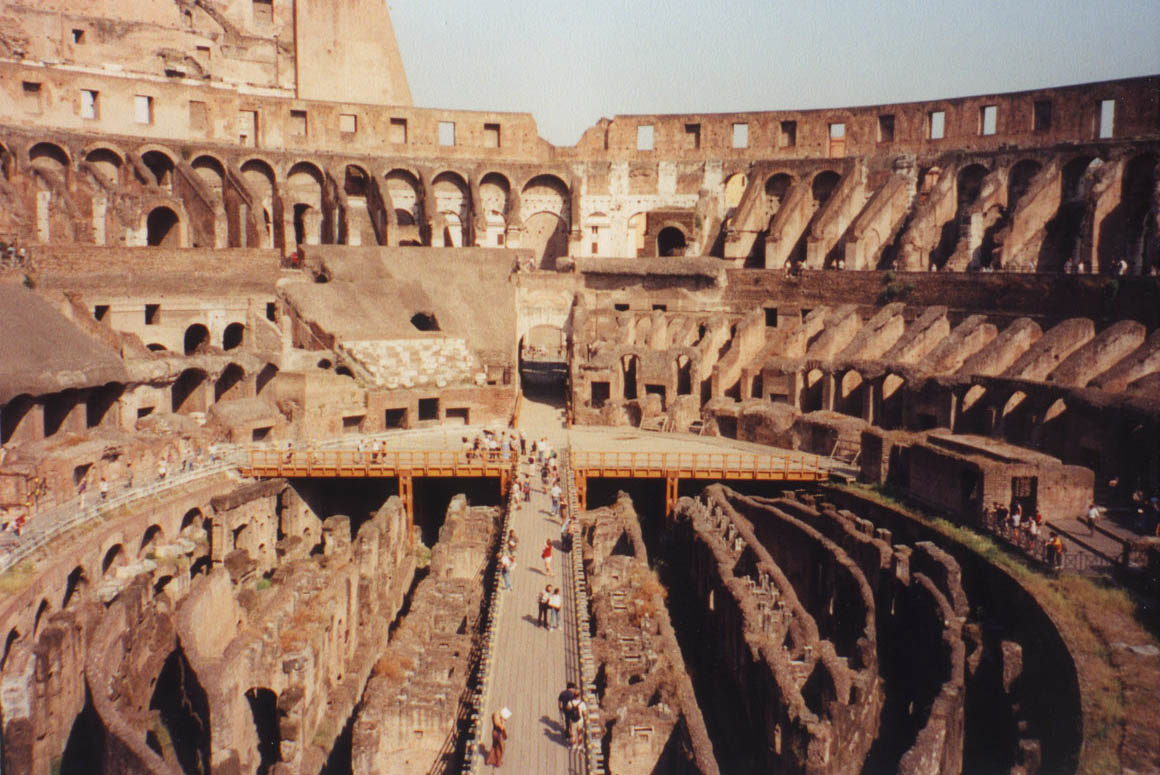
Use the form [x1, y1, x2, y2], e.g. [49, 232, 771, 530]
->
[242, 447, 515, 477]
[570, 450, 827, 481]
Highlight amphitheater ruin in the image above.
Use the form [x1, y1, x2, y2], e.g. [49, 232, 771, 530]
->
[0, 1, 1158, 774]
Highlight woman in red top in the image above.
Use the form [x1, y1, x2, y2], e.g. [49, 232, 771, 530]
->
[542, 538, 553, 575]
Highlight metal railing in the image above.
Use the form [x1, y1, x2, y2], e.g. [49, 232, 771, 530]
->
[242, 447, 515, 476]
[571, 450, 826, 480]
[561, 451, 605, 775]
[460, 472, 517, 774]
[0, 456, 238, 575]
[982, 517, 1117, 573]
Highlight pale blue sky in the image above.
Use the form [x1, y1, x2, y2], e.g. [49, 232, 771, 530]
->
[388, 0, 1160, 146]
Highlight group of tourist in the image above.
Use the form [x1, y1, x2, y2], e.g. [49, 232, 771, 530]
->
[461, 429, 530, 463]
[986, 501, 1066, 570]
[0, 239, 27, 270]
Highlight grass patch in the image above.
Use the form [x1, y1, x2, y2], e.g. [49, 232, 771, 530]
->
[0, 561, 38, 596]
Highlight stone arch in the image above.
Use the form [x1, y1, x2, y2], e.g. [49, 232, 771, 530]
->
[837, 370, 864, 417]
[255, 363, 279, 396]
[765, 172, 794, 214]
[172, 368, 208, 414]
[184, 324, 210, 355]
[1, 628, 19, 671]
[956, 164, 989, 208]
[28, 141, 71, 170]
[181, 508, 205, 537]
[215, 362, 246, 402]
[223, 322, 245, 351]
[83, 146, 124, 186]
[1, 393, 37, 445]
[724, 172, 748, 209]
[802, 368, 826, 412]
[480, 172, 511, 245]
[433, 170, 470, 247]
[385, 168, 423, 244]
[811, 170, 842, 206]
[33, 598, 50, 638]
[140, 148, 177, 189]
[287, 161, 325, 246]
[101, 543, 125, 577]
[585, 211, 611, 256]
[62, 565, 89, 609]
[191, 154, 226, 199]
[1119, 153, 1159, 273]
[1007, 159, 1042, 209]
[523, 212, 568, 269]
[139, 524, 164, 558]
[1061, 155, 1097, 201]
[146, 205, 183, 247]
[657, 225, 688, 257]
[520, 174, 570, 222]
[246, 687, 283, 773]
[241, 158, 277, 247]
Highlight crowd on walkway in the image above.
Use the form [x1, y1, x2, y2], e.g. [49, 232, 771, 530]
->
[485, 440, 586, 768]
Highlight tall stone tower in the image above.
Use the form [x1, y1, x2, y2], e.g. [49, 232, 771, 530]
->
[294, 0, 413, 106]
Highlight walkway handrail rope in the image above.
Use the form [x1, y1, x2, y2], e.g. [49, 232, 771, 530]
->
[460, 460, 518, 775]
[563, 449, 605, 775]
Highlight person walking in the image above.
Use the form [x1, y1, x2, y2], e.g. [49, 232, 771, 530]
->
[522, 476, 531, 503]
[557, 682, 578, 739]
[548, 587, 562, 630]
[484, 707, 510, 766]
[564, 691, 587, 747]
[1085, 502, 1101, 535]
[507, 529, 519, 556]
[499, 553, 514, 590]
[542, 539, 553, 575]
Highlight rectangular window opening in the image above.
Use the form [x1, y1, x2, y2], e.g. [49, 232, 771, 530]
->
[145, 303, 160, 325]
[829, 122, 846, 139]
[928, 110, 946, 140]
[685, 123, 701, 150]
[342, 415, 364, 433]
[483, 122, 501, 148]
[389, 117, 408, 144]
[779, 120, 796, 147]
[22, 81, 41, 114]
[94, 305, 109, 322]
[251, 426, 272, 442]
[71, 29, 85, 44]
[613, 303, 630, 312]
[878, 114, 895, 143]
[384, 408, 407, 428]
[1033, 99, 1053, 132]
[764, 307, 778, 327]
[1098, 99, 1115, 139]
[438, 121, 455, 146]
[189, 100, 208, 132]
[339, 113, 357, 134]
[137, 406, 155, 420]
[418, 397, 440, 421]
[196, 45, 211, 61]
[265, 302, 277, 321]
[637, 124, 655, 151]
[652, 304, 667, 311]
[591, 382, 611, 408]
[290, 109, 307, 137]
[732, 122, 749, 149]
[135, 95, 154, 125]
[238, 109, 258, 147]
[446, 407, 470, 425]
[81, 89, 99, 120]
[980, 105, 997, 136]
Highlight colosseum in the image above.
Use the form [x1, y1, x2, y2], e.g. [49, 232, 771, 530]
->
[0, 2, 1158, 774]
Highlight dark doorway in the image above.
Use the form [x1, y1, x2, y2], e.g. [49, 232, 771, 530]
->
[146, 207, 180, 247]
[657, 227, 687, 257]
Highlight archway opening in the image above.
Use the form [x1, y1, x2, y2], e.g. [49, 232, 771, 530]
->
[223, 322, 245, 351]
[146, 206, 180, 247]
[184, 324, 210, 355]
[657, 227, 688, 257]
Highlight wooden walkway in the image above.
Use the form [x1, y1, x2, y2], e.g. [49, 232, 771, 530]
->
[477, 453, 583, 773]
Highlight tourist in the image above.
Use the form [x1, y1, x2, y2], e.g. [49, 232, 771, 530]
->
[549, 587, 563, 630]
[519, 431, 527, 456]
[542, 538, 553, 575]
[99, 476, 109, 501]
[558, 682, 578, 737]
[560, 509, 573, 552]
[507, 529, 519, 555]
[565, 692, 587, 747]
[550, 482, 562, 516]
[1010, 503, 1022, 530]
[499, 553, 514, 590]
[484, 707, 510, 766]
[538, 585, 552, 628]
[1085, 502, 1100, 535]
[521, 476, 531, 503]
